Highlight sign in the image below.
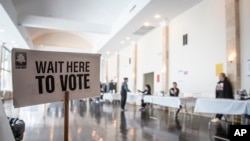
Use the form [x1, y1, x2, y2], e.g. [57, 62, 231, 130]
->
[215, 63, 223, 76]
[12, 49, 101, 108]
[156, 74, 160, 83]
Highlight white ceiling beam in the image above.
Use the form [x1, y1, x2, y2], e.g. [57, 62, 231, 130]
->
[19, 15, 112, 34]
[0, 0, 33, 48]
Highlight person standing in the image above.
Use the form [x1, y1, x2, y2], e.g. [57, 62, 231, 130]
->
[109, 80, 115, 94]
[138, 84, 151, 111]
[120, 78, 130, 111]
[212, 72, 234, 122]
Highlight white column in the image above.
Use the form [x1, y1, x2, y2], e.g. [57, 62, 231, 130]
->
[116, 53, 120, 92]
[132, 43, 138, 92]
[161, 26, 169, 92]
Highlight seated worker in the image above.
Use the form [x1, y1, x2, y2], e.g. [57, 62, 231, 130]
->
[169, 82, 181, 118]
[138, 84, 151, 111]
[169, 82, 179, 97]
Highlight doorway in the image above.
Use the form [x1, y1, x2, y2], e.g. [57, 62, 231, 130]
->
[143, 72, 154, 94]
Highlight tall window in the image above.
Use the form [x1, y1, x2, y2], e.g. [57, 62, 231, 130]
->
[0, 46, 12, 91]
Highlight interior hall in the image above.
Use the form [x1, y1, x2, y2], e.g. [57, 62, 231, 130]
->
[0, 0, 250, 141]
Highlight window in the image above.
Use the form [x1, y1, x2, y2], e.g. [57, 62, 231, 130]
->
[0, 46, 12, 91]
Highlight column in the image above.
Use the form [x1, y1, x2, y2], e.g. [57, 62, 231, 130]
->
[161, 26, 169, 93]
[116, 53, 120, 92]
[225, 0, 241, 90]
[132, 43, 138, 92]
[105, 60, 109, 83]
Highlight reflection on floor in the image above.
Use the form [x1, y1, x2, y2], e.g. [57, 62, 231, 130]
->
[3, 99, 228, 141]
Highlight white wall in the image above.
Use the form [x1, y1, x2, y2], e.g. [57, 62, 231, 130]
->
[169, 0, 227, 97]
[118, 46, 133, 90]
[137, 27, 163, 93]
[106, 0, 250, 97]
[240, 0, 250, 92]
[100, 58, 106, 82]
[107, 54, 118, 82]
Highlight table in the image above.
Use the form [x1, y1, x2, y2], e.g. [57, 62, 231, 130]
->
[144, 95, 196, 108]
[144, 95, 196, 118]
[103, 93, 142, 105]
[126, 93, 142, 104]
[194, 98, 250, 140]
[194, 98, 249, 115]
[246, 101, 250, 115]
[103, 93, 121, 102]
[144, 96, 181, 108]
[0, 100, 15, 141]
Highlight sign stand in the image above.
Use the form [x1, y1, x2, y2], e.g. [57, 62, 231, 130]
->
[64, 91, 69, 141]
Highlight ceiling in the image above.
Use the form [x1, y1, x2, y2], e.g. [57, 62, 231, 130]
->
[0, 4, 29, 50]
[0, 0, 202, 56]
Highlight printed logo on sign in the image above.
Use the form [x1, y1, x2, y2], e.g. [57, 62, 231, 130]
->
[15, 52, 27, 69]
[229, 125, 250, 141]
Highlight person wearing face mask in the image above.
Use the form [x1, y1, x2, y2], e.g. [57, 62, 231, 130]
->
[138, 84, 151, 111]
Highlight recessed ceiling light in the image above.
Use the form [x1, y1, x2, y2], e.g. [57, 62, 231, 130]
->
[0, 29, 5, 33]
[106, 51, 110, 54]
[154, 14, 161, 19]
[121, 40, 125, 44]
[126, 37, 130, 40]
[11, 41, 15, 44]
[144, 22, 150, 27]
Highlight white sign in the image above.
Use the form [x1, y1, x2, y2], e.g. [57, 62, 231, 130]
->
[12, 49, 101, 108]
[248, 59, 250, 77]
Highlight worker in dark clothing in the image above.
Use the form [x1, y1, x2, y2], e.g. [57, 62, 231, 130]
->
[138, 84, 151, 111]
[120, 78, 130, 111]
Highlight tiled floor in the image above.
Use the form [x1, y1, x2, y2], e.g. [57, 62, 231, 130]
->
[3, 99, 228, 141]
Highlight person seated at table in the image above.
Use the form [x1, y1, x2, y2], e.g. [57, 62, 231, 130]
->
[169, 82, 179, 97]
[169, 82, 182, 118]
[212, 72, 234, 122]
[138, 84, 151, 111]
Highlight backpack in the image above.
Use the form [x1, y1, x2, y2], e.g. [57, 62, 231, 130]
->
[7, 117, 25, 141]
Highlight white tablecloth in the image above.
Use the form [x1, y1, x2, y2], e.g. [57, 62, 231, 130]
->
[127, 93, 142, 103]
[103, 93, 121, 102]
[0, 100, 15, 141]
[247, 101, 250, 115]
[103, 93, 142, 104]
[144, 95, 197, 108]
[194, 98, 250, 115]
